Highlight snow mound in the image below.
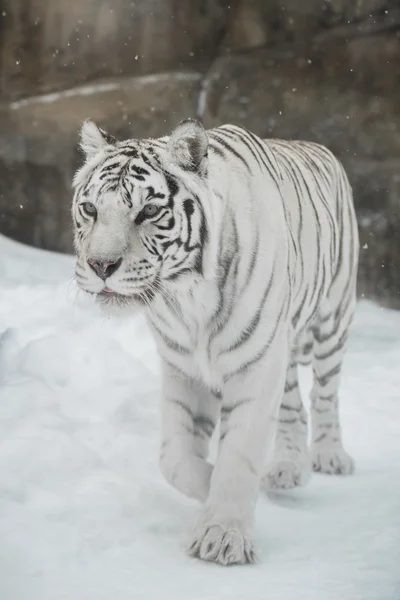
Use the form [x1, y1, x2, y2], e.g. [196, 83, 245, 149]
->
[0, 234, 399, 600]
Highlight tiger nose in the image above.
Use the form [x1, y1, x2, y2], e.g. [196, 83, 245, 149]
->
[87, 257, 122, 280]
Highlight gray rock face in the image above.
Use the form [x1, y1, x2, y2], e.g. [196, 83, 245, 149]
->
[0, 73, 201, 252]
[0, 0, 399, 307]
[0, 0, 227, 101]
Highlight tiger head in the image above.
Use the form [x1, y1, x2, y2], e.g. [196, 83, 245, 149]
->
[72, 119, 217, 311]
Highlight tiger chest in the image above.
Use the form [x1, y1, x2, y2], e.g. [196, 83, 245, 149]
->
[152, 323, 223, 389]
[149, 288, 224, 390]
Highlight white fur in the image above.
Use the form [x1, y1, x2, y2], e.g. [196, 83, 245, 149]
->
[167, 119, 208, 172]
[79, 119, 110, 160]
[72, 121, 359, 566]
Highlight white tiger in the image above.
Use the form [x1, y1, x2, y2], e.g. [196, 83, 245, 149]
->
[72, 118, 359, 566]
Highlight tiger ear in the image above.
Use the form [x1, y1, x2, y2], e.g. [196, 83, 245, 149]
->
[167, 119, 208, 174]
[79, 119, 116, 160]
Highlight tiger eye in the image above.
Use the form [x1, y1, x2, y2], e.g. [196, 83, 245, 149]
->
[143, 204, 160, 217]
[82, 202, 97, 217]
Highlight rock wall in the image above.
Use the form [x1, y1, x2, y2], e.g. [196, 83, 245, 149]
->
[0, 0, 399, 307]
[0, 0, 227, 101]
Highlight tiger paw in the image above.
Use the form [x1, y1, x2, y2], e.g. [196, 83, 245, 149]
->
[188, 521, 257, 566]
[265, 456, 311, 489]
[311, 445, 355, 475]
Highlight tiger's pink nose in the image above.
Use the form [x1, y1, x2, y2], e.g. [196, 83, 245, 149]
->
[87, 257, 122, 280]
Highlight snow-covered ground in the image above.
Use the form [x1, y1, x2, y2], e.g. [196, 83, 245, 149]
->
[0, 233, 399, 600]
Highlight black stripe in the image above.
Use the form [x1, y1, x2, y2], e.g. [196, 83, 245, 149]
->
[183, 198, 199, 252]
[193, 415, 215, 437]
[314, 331, 348, 361]
[222, 266, 275, 354]
[164, 255, 192, 281]
[302, 341, 313, 355]
[211, 133, 252, 173]
[307, 259, 326, 322]
[292, 287, 309, 329]
[225, 299, 287, 381]
[293, 143, 338, 266]
[279, 417, 297, 425]
[216, 127, 263, 171]
[167, 397, 194, 420]
[284, 380, 299, 394]
[209, 143, 225, 158]
[207, 211, 239, 331]
[152, 322, 190, 354]
[280, 402, 300, 412]
[244, 228, 259, 290]
[157, 217, 175, 231]
[237, 127, 281, 185]
[131, 165, 149, 176]
[315, 364, 341, 387]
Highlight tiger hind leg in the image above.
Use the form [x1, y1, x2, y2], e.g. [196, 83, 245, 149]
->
[265, 358, 311, 489]
[310, 302, 355, 475]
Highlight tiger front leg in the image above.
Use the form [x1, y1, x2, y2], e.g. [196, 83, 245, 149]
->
[189, 338, 288, 566]
[159, 361, 219, 502]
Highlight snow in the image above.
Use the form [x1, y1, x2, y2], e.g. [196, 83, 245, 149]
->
[0, 233, 399, 600]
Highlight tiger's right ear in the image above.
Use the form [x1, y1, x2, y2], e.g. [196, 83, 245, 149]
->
[79, 120, 117, 160]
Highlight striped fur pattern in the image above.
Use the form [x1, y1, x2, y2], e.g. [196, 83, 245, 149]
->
[72, 119, 359, 566]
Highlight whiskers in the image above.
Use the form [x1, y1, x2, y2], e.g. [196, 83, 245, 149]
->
[70, 258, 192, 326]
[66, 274, 81, 301]
[64, 272, 99, 316]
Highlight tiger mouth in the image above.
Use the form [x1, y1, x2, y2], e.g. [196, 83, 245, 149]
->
[97, 287, 156, 304]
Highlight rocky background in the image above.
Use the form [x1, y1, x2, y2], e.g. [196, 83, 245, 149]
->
[0, 0, 399, 307]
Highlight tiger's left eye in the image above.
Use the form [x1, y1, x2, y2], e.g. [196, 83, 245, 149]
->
[81, 202, 97, 217]
[143, 204, 160, 217]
